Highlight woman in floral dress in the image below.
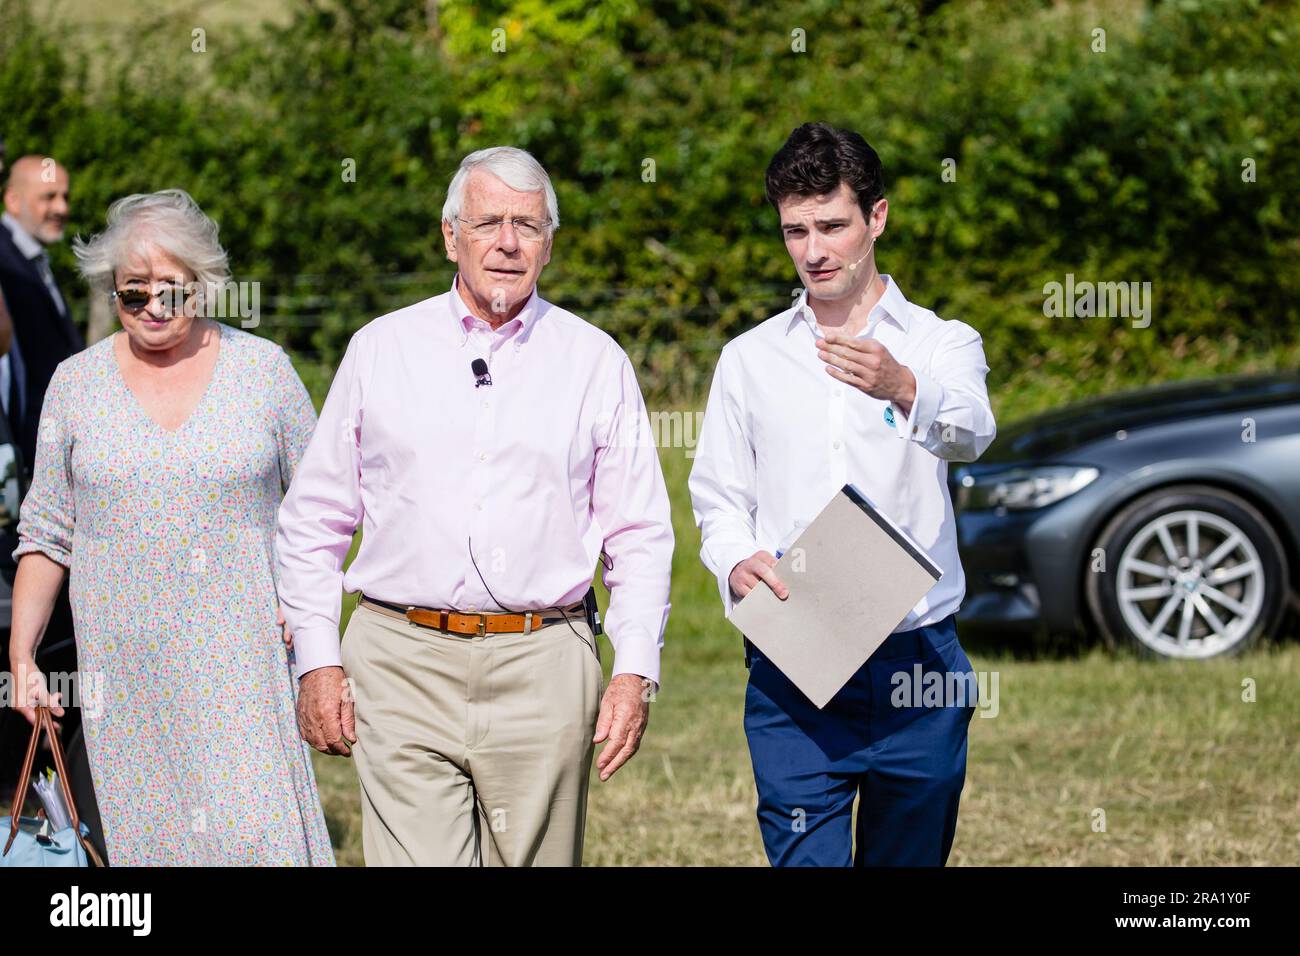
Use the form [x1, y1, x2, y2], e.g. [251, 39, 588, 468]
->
[8, 189, 334, 865]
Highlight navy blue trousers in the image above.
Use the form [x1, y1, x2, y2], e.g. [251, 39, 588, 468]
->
[743, 612, 976, 866]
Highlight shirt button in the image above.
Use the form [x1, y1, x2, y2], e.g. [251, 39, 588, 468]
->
[832, 441, 841, 450]
[466, 605, 476, 612]
[479, 452, 488, 461]
[481, 401, 488, 410]
[912, 426, 919, 434]
[475, 503, 483, 511]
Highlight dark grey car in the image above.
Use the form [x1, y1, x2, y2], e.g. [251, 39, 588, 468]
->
[951, 373, 1300, 659]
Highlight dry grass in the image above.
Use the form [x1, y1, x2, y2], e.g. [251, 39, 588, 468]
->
[311, 448, 1300, 866]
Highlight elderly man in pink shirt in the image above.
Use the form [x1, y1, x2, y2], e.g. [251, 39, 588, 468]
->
[275, 146, 674, 866]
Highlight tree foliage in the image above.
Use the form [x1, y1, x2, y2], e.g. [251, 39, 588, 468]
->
[3, 0, 1296, 406]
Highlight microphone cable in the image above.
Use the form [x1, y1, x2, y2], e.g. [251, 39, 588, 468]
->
[467, 536, 600, 657]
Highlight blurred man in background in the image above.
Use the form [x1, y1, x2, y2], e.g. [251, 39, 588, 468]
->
[1, 155, 82, 470]
[0, 141, 10, 360]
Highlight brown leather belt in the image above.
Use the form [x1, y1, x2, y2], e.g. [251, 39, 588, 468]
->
[358, 594, 585, 637]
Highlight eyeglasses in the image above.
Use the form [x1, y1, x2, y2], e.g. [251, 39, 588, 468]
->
[456, 216, 551, 241]
[111, 284, 192, 315]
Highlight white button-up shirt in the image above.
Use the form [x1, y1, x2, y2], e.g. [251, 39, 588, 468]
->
[688, 274, 996, 625]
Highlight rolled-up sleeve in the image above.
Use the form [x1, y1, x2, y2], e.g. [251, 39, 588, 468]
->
[891, 320, 996, 462]
[14, 363, 75, 568]
[590, 351, 674, 688]
[275, 337, 364, 680]
[688, 345, 759, 617]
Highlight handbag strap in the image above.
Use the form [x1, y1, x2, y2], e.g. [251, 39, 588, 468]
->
[3, 706, 105, 866]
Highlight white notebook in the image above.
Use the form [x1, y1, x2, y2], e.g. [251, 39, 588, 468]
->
[728, 483, 943, 708]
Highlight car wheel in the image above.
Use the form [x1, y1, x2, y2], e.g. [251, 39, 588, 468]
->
[1085, 484, 1289, 659]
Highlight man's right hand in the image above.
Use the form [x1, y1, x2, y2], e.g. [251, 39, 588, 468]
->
[296, 666, 357, 757]
[728, 551, 789, 602]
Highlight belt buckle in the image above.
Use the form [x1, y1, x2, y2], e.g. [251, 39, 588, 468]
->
[475, 613, 487, 638]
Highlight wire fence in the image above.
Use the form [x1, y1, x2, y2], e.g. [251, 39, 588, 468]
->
[69, 270, 803, 402]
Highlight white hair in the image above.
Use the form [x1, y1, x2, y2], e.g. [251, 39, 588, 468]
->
[441, 146, 559, 234]
[72, 188, 230, 295]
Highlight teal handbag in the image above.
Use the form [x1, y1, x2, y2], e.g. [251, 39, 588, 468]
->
[1, 706, 104, 867]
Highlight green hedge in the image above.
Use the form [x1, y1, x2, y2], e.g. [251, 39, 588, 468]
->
[3, 0, 1297, 410]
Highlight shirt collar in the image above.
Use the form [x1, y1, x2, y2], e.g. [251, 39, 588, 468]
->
[448, 273, 543, 346]
[2, 212, 45, 260]
[787, 272, 912, 337]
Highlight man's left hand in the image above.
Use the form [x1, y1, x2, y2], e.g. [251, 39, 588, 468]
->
[817, 333, 916, 416]
[593, 673, 653, 781]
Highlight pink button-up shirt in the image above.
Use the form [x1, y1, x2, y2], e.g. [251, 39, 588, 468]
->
[275, 277, 674, 684]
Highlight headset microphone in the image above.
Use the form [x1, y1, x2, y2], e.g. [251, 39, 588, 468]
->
[846, 241, 875, 271]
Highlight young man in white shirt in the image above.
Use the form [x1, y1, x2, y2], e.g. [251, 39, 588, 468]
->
[689, 122, 996, 866]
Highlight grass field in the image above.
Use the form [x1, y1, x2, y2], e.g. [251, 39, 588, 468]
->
[310, 444, 1300, 867]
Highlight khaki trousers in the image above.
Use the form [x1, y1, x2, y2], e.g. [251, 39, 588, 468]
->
[341, 602, 603, 866]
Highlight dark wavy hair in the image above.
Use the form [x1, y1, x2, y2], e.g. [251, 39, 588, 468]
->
[765, 123, 886, 220]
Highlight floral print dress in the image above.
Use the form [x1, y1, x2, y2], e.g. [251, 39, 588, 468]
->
[15, 321, 336, 866]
